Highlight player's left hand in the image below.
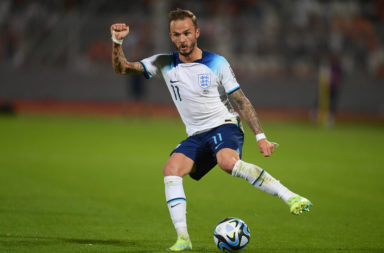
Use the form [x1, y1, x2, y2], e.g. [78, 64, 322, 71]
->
[258, 139, 275, 157]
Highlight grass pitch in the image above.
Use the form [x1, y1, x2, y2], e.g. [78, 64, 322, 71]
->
[0, 115, 383, 253]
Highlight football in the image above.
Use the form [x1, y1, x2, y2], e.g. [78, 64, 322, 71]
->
[213, 217, 250, 251]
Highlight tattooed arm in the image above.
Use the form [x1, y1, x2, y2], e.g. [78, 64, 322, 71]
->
[112, 43, 144, 75]
[230, 88, 263, 135]
[230, 88, 275, 157]
[110, 23, 144, 75]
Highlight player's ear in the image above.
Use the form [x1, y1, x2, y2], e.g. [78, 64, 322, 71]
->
[195, 27, 200, 39]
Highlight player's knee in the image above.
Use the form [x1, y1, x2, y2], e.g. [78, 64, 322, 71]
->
[163, 153, 194, 177]
[217, 157, 238, 174]
[163, 163, 177, 176]
[163, 162, 188, 177]
[217, 148, 240, 173]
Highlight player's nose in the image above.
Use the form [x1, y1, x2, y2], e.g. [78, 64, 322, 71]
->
[179, 34, 186, 42]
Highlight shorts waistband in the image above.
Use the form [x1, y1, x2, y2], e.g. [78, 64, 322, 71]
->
[223, 118, 238, 125]
[191, 118, 240, 136]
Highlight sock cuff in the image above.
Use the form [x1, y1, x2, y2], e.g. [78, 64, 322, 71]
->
[164, 175, 186, 202]
[164, 176, 183, 184]
[231, 160, 243, 176]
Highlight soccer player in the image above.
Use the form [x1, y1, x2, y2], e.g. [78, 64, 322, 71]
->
[111, 8, 312, 251]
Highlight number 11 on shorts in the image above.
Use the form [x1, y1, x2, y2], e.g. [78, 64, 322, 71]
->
[212, 133, 222, 144]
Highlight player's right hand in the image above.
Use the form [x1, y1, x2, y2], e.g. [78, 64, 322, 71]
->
[258, 139, 275, 157]
[110, 23, 129, 40]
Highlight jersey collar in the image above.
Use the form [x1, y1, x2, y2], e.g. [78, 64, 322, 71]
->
[173, 51, 208, 66]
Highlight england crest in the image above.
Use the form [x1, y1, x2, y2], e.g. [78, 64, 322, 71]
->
[198, 73, 211, 89]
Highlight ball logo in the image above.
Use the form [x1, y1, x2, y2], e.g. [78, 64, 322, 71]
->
[198, 73, 211, 89]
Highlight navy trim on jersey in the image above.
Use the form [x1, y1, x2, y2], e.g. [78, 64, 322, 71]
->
[139, 61, 152, 79]
[173, 51, 217, 67]
[198, 51, 217, 65]
[172, 53, 178, 68]
[227, 86, 240, 95]
[173, 52, 181, 66]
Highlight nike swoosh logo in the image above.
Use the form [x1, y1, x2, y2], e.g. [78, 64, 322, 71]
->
[170, 203, 182, 208]
[215, 142, 224, 150]
[170, 80, 179, 83]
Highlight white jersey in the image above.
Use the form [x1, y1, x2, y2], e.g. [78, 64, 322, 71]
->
[140, 51, 240, 136]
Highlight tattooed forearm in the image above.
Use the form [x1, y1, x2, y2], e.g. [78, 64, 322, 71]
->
[112, 43, 144, 75]
[230, 89, 264, 135]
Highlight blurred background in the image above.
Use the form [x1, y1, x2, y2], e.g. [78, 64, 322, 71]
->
[0, 0, 383, 124]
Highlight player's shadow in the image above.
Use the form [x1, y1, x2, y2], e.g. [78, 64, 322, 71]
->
[0, 234, 185, 252]
[0, 233, 135, 247]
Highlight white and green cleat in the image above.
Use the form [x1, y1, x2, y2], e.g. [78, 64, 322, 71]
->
[167, 236, 192, 251]
[288, 196, 312, 215]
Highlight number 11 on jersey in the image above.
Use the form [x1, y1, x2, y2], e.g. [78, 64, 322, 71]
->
[171, 85, 182, 101]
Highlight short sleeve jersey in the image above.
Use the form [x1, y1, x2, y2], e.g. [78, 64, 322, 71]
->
[140, 51, 240, 136]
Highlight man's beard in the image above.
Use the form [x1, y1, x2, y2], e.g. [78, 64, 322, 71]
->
[178, 40, 196, 57]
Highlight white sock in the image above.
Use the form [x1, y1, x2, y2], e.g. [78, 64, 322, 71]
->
[164, 176, 189, 238]
[232, 160, 296, 203]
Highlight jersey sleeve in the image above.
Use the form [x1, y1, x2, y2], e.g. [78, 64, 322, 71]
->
[140, 54, 173, 79]
[219, 57, 240, 95]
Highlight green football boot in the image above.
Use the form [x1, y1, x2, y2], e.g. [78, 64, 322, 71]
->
[288, 196, 312, 215]
[167, 235, 192, 251]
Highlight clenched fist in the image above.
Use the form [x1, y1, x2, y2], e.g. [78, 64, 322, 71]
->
[110, 23, 130, 40]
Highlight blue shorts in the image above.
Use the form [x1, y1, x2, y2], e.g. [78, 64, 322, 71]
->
[171, 123, 244, 181]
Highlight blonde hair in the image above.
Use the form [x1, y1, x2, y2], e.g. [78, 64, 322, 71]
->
[168, 8, 198, 29]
